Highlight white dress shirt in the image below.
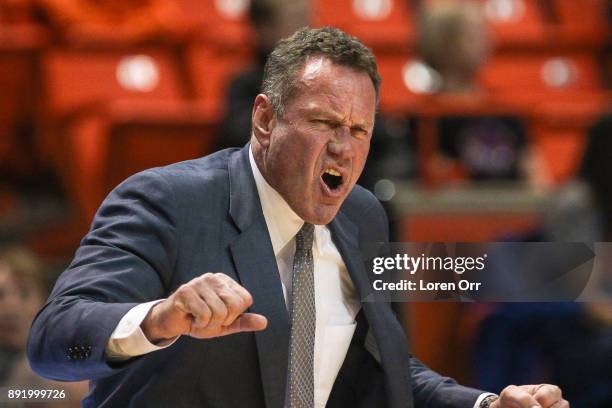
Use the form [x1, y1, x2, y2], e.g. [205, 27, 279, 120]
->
[105, 147, 492, 407]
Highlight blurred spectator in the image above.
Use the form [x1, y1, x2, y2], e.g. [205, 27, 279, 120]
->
[33, 0, 188, 45]
[0, 245, 87, 407]
[217, 0, 309, 150]
[418, 0, 490, 94]
[539, 113, 612, 243]
[473, 114, 612, 407]
[416, 0, 536, 184]
[572, 113, 612, 239]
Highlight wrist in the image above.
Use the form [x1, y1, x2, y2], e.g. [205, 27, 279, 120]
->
[141, 303, 172, 344]
[480, 394, 499, 408]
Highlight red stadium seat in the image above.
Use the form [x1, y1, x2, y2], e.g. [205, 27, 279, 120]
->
[481, 51, 603, 103]
[64, 101, 218, 219]
[185, 45, 252, 118]
[480, 0, 549, 49]
[176, 0, 254, 49]
[375, 52, 423, 114]
[40, 47, 219, 220]
[39, 46, 188, 182]
[550, 0, 608, 47]
[42, 48, 186, 119]
[312, 0, 415, 50]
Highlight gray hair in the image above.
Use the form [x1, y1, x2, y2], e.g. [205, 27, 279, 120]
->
[261, 26, 380, 117]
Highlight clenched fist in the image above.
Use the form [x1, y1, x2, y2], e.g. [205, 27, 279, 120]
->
[492, 384, 569, 408]
[141, 273, 268, 343]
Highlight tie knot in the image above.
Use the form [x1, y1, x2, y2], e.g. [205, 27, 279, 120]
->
[295, 223, 314, 252]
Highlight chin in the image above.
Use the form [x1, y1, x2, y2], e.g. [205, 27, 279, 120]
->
[303, 205, 341, 225]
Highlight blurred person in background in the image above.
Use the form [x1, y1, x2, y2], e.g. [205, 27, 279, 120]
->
[217, 0, 310, 150]
[416, 0, 541, 185]
[474, 114, 612, 407]
[418, 0, 490, 94]
[0, 245, 87, 407]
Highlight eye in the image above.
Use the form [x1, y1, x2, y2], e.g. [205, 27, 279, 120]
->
[311, 119, 338, 131]
[351, 127, 370, 140]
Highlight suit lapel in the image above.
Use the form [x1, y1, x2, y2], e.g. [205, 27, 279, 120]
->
[228, 146, 289, 408]
[329, 212, 413, 408]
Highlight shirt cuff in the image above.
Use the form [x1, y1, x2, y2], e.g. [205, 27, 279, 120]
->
[474, 393, 498, 408]
[105, 299, 179, 361]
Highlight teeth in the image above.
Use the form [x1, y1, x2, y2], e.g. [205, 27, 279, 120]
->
[324, 168, 341, 177]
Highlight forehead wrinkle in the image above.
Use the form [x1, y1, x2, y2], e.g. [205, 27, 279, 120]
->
[292, 58, 375, 128]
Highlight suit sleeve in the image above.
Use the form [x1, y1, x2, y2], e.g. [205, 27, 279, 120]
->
[370, 196, 484, 407]
[410, 356, 483, 407]
[27, 169, 180, 381]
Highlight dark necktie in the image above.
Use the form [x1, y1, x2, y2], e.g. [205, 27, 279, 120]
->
[287, 223, 316, 408]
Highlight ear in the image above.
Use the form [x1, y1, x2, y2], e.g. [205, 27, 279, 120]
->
[252, 94, 276, 149]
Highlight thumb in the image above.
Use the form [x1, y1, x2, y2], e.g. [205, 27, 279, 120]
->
[222, 313, 268, 335]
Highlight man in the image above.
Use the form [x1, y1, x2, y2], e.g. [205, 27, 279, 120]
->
[28, 27, 568, 408]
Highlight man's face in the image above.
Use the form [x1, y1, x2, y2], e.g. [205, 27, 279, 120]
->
[257, 57, 376, 225]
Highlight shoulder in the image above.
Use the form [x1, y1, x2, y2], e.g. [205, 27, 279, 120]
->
[339, 184, 389, 241]
[95, 148, 243, 228]
[114, 148, 239, 198]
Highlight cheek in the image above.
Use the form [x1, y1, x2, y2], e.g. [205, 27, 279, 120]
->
[355, 141, 370, 165]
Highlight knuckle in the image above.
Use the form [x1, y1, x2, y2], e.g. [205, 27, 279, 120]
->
[174, 284, 191, 298]
[212, 272, 227, 282]
[200, 273, 219, 286]
[200, 272, 214, 281]
[500, 385, 517, 399]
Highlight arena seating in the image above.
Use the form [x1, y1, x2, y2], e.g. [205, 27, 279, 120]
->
[0, 0, 609, 389]
[312, 0, 415, 50]
[0, 0, 609, 243]
[39, 46, 218, 219]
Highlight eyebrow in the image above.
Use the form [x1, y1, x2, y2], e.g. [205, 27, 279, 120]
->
[307, 108, 372, 129]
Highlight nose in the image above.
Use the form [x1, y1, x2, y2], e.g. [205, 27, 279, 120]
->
[327, 126, 354, 160]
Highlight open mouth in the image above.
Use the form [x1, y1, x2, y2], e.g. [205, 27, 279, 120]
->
[321, 168, 343, 191]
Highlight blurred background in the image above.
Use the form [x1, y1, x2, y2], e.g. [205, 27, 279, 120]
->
[0, 0, 610, 406]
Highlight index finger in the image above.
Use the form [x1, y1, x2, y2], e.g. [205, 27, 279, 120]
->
[498, 385, 541, 408]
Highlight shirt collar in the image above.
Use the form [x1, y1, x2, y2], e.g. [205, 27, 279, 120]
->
[249, 146, 304, 256]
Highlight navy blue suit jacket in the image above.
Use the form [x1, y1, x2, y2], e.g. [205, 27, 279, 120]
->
[28, 146, 483, 407]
